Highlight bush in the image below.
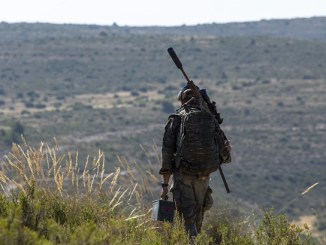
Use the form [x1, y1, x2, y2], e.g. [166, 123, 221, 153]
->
[131, 90, 140, 96]
[1, 121, 25, 146]
[161, 101, 175, 113]
[256, 210, 312, 245]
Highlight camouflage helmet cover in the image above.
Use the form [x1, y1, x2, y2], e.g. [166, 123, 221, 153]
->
[177, 85, 208, 102]
[177, 84, 196, 102]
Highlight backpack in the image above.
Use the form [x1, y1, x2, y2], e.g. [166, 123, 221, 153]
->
[174, 106, 221, 175]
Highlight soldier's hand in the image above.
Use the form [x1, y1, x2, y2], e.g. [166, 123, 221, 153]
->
[160, 186, 169, 200]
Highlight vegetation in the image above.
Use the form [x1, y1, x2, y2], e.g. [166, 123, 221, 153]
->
[0, 17, 325, 240]
[0, 121, 25, 146]
[0, 143, 319, 244]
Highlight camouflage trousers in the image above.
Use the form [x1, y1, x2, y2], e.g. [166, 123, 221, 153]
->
[170, 170, 213, 235]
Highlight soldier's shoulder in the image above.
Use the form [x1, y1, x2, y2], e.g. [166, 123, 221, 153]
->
[175, 106, 188, 116]
[168, 113, 181, 119]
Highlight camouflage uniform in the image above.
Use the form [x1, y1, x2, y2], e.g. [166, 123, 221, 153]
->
[159, 102, 214, 236]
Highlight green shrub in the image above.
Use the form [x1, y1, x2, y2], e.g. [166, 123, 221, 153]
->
[256, 210, 312, 245]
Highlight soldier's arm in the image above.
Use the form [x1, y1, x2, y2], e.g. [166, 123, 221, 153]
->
[159, 115, 180, 176]
[160, 116, 180, 200]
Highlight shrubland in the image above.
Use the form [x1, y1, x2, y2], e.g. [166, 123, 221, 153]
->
[0, 142, 320, 244]
[0, 17, 325, 243]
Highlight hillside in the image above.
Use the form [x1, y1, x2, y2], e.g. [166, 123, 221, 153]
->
[0, 17, 325, 237]
[135, 17, 326, 41]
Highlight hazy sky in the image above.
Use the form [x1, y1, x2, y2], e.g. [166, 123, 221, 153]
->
[1, 0, 326, 26]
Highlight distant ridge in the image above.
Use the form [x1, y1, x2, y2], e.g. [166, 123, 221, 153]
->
[133, 16, 326, 41]
[1, 16, 326, 41]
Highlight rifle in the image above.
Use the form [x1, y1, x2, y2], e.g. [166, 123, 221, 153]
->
[167, 47, 231, 194]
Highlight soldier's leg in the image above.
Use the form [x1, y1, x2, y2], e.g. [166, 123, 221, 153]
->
[171, 177, 198, 237]
[193, 178, 210, 233]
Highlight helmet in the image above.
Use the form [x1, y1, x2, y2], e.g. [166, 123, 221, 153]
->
[177, 84, 197, 102]
[177, 85, 190, 101]
[177, 85, 209, 103]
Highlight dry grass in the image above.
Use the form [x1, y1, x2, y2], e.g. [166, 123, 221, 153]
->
[0, 140, 160, 219]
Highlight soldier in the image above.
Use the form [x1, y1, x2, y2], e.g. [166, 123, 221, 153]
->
[159, 85, 219, 238]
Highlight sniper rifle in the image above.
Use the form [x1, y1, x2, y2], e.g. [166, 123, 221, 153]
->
[167, 47, 231, 193]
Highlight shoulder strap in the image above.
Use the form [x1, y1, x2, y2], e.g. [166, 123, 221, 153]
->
[168, 113, 181, 121]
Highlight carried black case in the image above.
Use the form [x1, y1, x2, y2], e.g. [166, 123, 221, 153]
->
[152, 199, 175, 223]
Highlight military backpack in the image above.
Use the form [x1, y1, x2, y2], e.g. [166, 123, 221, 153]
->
[173, 106, 222, 175]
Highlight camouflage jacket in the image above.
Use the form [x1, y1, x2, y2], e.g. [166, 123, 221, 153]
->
[159, 113, 181, 175]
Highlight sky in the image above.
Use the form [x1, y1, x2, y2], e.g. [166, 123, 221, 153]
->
[1, 0, 326, 26]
